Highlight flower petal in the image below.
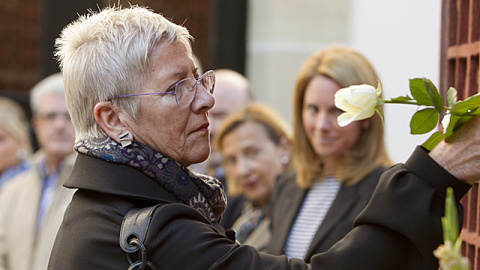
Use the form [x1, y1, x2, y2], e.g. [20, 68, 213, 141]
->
[337, 112, 355, 127]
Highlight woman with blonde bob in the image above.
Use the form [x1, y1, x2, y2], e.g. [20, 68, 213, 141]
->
[266, 45, 393, 261]
[215, 102, 292, 249]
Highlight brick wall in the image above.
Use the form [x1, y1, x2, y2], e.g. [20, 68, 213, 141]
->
[0, 0, 213, 95]
[441, 0, 480, 267]
[0, 0, 42, 93]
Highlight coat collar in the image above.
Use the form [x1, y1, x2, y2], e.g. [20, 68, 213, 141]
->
[65, 153, 179, 204]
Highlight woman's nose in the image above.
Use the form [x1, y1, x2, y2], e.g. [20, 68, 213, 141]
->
[234, 157, 251, 177]
[316, 111, 332, 131]
[192, 83, 215, 111]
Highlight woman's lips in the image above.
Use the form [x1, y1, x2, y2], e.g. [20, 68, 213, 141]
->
[194, 123, 209, 132]
[243, 180, 258, 189]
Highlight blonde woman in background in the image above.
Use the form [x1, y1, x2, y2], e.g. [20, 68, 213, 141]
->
[215, 102, 292, 250]
[266, 45, 393, 261]
[0, 97, 32, 189]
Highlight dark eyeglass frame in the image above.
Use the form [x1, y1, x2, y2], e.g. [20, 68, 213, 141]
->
[109, 70, 215, 107]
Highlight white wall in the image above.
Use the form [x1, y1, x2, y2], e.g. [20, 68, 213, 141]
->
[349, 0, 441, 163]
[246, 0, 441, 163]
[246, 0, 351, 125]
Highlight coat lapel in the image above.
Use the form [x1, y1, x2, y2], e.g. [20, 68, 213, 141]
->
[275, 183, 307, 254]
[305, 182, 357, 259]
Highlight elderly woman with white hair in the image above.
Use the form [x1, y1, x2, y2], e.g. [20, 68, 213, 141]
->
[48, 5, 478, 270]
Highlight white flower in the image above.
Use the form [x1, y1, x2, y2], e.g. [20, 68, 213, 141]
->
[334, 84, 381, 127]
[442, 113, 451, 130]
[434, 240, 471, 270]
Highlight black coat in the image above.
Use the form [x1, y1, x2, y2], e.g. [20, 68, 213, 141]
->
[266, 166, 386, 261]
[48, 147, 470, 270]
[220, 195, 247, 229]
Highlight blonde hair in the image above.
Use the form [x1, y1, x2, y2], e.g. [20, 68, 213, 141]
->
[0, 97, 32, 156]
[293, 45, 392, 188]
[215, 102, 292, 196]
[55, 5, 193, 142]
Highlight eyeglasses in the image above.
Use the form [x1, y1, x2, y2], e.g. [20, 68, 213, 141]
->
[110, 70, 215, 107]
[36, 112, 71, 122]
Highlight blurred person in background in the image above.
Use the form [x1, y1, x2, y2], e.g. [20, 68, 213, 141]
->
[266, 45, 393, 261]
[0, 73, 76, 270]
[215, 102, 292, 250]
[0, 97, 32, 190]
[191, 69, 254, 192]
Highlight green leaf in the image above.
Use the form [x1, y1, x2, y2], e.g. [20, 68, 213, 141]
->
[375, 107, 384, 123]
[389, 96, 414, 103]
[463, 93, 480, 104]
[444, 187, 459, 244]
[450, 94, 480, 118]
[450, 101, 480, 116]
[445, 114, 474, 141]
[446, 87, 458, 108]
[409, 78, 444, 112]
[410, 108, 439, 134]
[424, 79, 445, 112]
[421, 131, 444, 151]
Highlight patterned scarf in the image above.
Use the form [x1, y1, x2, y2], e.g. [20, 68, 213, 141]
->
[75, 136, 227, 224]
[231, 201, 268, 243]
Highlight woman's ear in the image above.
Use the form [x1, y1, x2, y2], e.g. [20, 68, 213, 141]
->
[94, 102, 131, 144]
[278, 136, 292, 160]
[361, 119, 371, 130]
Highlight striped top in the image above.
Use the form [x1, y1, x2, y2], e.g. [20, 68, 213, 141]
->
[285, 177, 341, 260]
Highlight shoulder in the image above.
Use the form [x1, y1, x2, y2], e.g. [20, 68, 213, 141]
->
[357, 166, 388, 188]
[220, 195, 246, 229]
[270, 170, 302, 205]
[274, 170, 298, 190]
[0, 166, 39, 194]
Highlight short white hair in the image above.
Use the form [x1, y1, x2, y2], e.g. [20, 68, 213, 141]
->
[55, 5, 192, 141]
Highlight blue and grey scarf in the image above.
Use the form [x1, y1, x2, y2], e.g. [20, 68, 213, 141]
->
[75, 136, 226, 224]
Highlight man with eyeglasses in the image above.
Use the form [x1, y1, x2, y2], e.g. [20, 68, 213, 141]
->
[0, 73, 76, 270]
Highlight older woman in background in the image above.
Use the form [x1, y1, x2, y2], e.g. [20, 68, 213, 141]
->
[266, 45, 393, 260]
[0, 97, 32, 189]
[215, 102, 292, 249]
[48, 6, 476, 270]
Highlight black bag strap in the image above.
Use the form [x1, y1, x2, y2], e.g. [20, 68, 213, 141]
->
[120, 204, 161, 270]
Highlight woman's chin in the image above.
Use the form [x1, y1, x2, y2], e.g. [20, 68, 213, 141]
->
[190, 148, 211, 165]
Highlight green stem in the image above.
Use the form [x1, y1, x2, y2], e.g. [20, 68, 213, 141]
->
[383, 100, 422, 105]
[383, 100, 453, 112]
